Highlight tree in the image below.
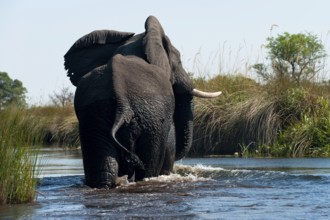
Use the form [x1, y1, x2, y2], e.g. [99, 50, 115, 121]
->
[49, 86, 73, 108]
[0, 72, 27, 109]
[254, 32, 326, 85]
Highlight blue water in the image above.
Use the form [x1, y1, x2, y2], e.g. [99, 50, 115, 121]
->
[1, 149, 329, 219]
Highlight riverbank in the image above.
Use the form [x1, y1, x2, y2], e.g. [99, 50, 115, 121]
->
[192, 75, 330, 157]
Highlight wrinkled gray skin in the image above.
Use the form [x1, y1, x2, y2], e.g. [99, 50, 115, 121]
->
[64, 16, 220, 188]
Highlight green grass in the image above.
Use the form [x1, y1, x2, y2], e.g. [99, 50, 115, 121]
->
[0, 107, 43, 204]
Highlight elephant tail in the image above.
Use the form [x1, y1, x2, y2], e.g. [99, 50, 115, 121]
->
[111, 109, 145, 171]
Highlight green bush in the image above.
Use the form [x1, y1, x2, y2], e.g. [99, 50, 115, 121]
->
[274, 95, 330, 157]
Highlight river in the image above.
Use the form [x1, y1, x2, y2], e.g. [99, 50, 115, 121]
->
[0, 148, 330, 219]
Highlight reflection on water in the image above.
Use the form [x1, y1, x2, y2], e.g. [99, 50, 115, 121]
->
[1, 148, 330, 219]
[38, 147, 83, 177]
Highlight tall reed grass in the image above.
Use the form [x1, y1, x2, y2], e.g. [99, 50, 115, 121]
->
[191, 74, 330, 157]
[192, 75, 274, 155]
[0, 107, 44, 204]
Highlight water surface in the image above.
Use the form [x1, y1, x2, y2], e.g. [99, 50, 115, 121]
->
[1, 148, 329, 219]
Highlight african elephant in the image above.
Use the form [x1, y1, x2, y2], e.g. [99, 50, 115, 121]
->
[64, 16, 221, 188]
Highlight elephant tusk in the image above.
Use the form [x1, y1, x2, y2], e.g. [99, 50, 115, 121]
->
[192, 89, 222, 98]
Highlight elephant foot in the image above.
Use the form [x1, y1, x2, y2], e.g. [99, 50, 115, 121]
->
[95, 172, 117, 189]
[84, 155, 119, 189]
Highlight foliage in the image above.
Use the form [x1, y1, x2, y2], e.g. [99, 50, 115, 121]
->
[253, 32, 326, 86]
[0, 72, 27, 109]
[0, 107, 44, 204]
[274, 94, 330, 157]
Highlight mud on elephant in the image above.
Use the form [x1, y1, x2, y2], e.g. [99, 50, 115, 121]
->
[64, 16, 221, 188]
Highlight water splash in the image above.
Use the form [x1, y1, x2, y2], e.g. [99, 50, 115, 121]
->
[144, 173, 210, 183]
[115, 165, 215, 188]
[143, 164, 227, 183]
[173, 163, 225, 179]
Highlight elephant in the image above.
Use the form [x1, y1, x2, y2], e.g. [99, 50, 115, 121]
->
[64, 16, 221, 188]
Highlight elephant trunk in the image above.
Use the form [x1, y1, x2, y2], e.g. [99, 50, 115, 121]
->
[174, 94, 194, 160]
[192, 89, 222, 98]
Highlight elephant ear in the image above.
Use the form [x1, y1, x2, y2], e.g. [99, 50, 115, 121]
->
[64, 30, 134, 86]
[143, 16, 171, 74]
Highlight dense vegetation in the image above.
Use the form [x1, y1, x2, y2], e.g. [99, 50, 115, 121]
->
[191, 32, 329, 157]
[191, 75, 330, 157]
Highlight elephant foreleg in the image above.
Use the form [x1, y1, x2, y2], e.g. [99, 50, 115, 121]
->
[77, 99, 119, 188]
[134, 124, 171, 180]
[81, 147, 119, 188]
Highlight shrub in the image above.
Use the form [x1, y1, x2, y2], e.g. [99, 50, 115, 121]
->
[274, 95, 330, 157]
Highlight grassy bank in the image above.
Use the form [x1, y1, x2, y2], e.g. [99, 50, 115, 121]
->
[27, 74, 330, 158]
[29, 106, 79, 147]
[191, 75, 330, 157]
[0, 107, 44, 205]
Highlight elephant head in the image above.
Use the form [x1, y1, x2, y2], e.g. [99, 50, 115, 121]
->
[142, 16, 221, 160]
